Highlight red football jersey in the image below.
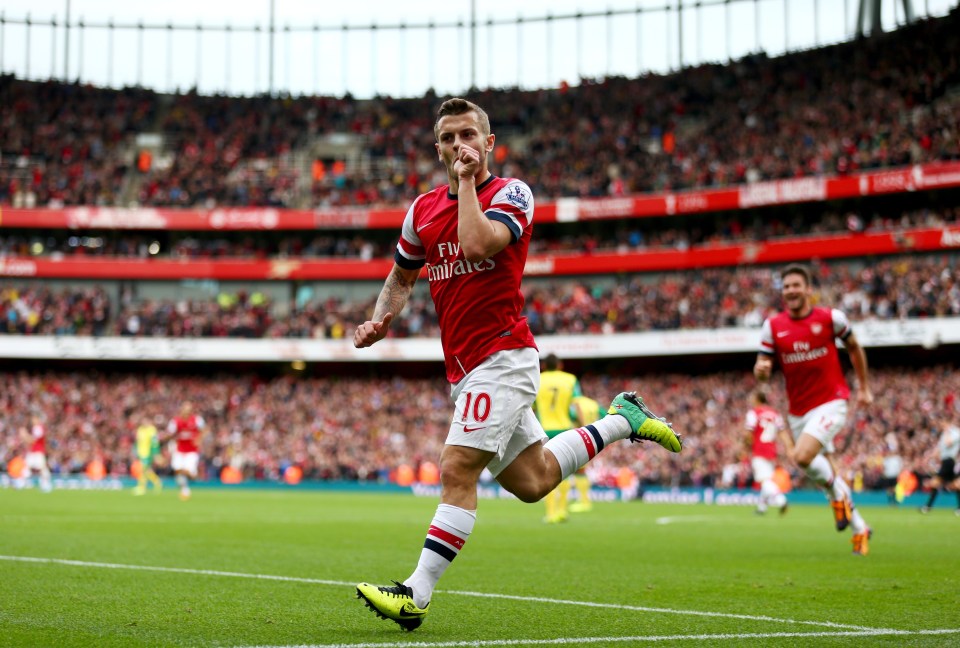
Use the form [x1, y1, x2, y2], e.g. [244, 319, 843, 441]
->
[395, 175, 537, 383]
[168, 414, 204, 453]
[745, 404, 783, 461]
[759, 306, 851, 416]
[29, 423, 46, 454]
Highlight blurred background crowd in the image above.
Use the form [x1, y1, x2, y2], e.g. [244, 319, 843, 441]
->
[0, 365, 955, 494]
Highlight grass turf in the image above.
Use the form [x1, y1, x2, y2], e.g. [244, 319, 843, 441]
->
[1, 488, 958, 647]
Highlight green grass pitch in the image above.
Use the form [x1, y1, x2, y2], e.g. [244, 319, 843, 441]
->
[1, 488, 958, 647]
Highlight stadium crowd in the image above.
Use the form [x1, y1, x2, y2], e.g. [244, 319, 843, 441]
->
[0, 366, 955, 494]
[2, 253, 957, 337]
[2, 8, 959, 208]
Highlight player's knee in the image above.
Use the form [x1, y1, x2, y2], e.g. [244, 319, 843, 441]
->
[791, 449, 815, 468]
[508, 480, 552, 503]
[439, 463, 483, 500]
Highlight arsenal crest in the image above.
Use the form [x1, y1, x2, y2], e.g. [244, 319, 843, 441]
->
[811, 322, 823, 335]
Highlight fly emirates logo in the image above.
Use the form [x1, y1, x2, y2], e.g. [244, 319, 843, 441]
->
[427, 241, 496, 282]
[782, 340, 828, 364]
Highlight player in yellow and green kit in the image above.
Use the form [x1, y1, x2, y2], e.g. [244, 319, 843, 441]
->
[133, 414, 163, 495]
[534, 354, 581, 523]
[569, 395, 603, 513]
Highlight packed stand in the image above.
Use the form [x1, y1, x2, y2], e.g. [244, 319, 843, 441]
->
[0, 366, 955, 493]
[0, 75, 157, 207]
[2, 9, 959, 209]
[505, 11, 960, 198]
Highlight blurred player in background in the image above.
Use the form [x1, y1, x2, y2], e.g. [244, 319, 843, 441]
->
[534, 353, 581, 523]
[353, 97, 682, 631]
[744, 389, 789, 515]
[133, 413, 163, 495]
[754, 263, 873, 555]
[919, 409, 960, 514]
[569, 394, 603, 513]
[19, 414, 52, 492]
[165, 401, 205, 501]
[879, 431, 904, 506]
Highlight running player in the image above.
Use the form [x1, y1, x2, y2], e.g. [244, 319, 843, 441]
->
[353, 97, 681, 631]
[754, 264, 873, 555]
[165, 401, 205, 500]
[744, 389, 789, 515]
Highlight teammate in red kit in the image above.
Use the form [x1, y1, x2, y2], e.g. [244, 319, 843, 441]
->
[744, 389, 789, 515]
[20, 414, 52, 492]
[754, 264, 873, 555]
[165, 401, 205, 500]
[353, 98, 681, 631]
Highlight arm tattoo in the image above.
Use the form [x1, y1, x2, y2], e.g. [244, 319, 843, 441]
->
[373, 267, 417, 320]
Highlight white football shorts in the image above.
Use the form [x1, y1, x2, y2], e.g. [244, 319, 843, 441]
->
[446, 347, 546, 477]
[751, 456, 776, 483]
[787, 399, 848, 454]
[25, 451, 48, 473]
[171, 451, 200, 477]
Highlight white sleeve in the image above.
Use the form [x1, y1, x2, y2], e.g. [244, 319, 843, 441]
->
[831, 308, 852, 340]
[744, 409, 758, 431]
[485, 179, 534, 242]
[395, 198, 425, 267]
[758, 318, 774, 355]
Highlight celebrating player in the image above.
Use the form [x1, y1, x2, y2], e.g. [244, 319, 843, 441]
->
[353, 97, 681, 631]
[754, 264, 873, 555]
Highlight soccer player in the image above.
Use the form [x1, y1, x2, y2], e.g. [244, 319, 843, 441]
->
[533, 353, 581, 523]
[744, 389, 789, 515]
[569, 394, 604, 513]
[165, 401, 205, 501]
[919, 410, 960, 514]
[133, 414, 163, 495]
[754, 263, 873, 555]
[19, 414, 52, 492]
[353, 97, 681, 631]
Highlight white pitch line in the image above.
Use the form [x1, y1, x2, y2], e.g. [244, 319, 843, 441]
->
[236, 628, 960, 648]
[0, 554, 348, 587]
[436, 590, 884, 632]
[654, 516, 714, 525]
[0, 554, 899, 635]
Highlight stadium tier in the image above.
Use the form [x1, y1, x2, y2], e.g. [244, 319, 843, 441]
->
[1, 9, 958, 210]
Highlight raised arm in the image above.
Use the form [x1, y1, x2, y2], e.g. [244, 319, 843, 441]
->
[455, 147, 512, 263]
